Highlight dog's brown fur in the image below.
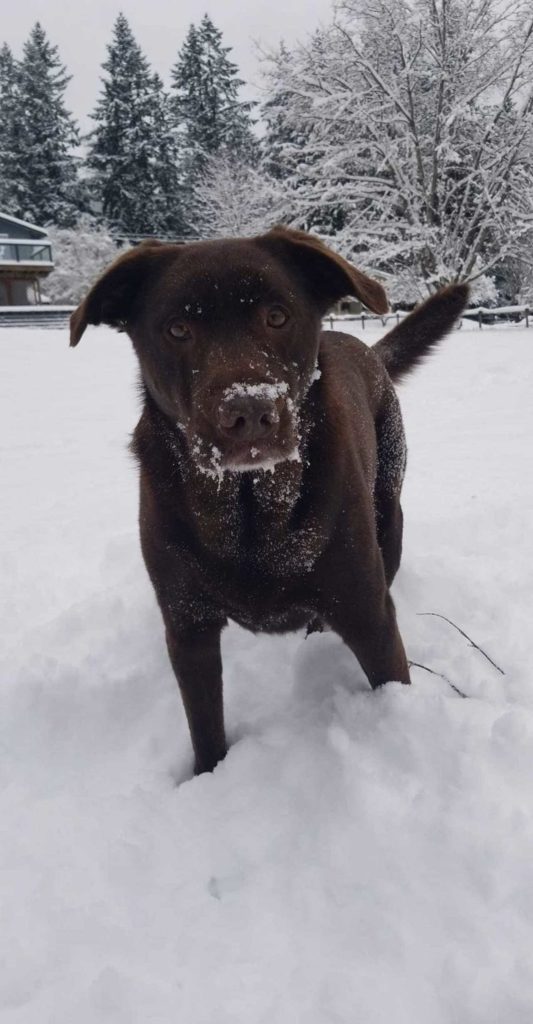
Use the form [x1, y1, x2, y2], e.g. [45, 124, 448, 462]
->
[71, 227, 468, 774]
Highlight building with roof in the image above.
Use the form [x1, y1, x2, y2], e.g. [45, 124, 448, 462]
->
[0, 212, 54, 305]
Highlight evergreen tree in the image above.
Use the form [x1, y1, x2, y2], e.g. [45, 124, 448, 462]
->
[0, 44, 23, 215]
[88, 13, 185, 237]
[148, 72, 186, 235]
[8, 24, 81, 226]
[171, 14, 256, 184]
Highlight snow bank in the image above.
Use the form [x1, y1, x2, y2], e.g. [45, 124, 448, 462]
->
[1, 325, 533, 1022]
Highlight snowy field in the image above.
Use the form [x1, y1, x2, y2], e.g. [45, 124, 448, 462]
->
[1, 322, 533, 1023]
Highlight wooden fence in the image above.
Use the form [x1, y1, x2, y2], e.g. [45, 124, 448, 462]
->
[326, 305, 531, 331]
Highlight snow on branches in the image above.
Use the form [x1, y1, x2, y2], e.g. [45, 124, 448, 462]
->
[45, 217, 128, 304]
[191, 153, 285, 238]
[261, 0, 533, 300]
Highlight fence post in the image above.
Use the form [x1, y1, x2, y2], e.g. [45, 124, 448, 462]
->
[361, 314, 365, 330]
[397, 312, 400, 325]
[478, 310, 483, 329]
[526, 308, 530, 329]
[329, 316, 334, 331]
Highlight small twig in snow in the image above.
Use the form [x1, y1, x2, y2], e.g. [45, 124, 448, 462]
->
[408, 660, 468, 699]
[417, 612, 505, 675]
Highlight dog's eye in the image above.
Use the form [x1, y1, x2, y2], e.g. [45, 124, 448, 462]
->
[266, 307, 289, 328]
[168, 321, 191, 341]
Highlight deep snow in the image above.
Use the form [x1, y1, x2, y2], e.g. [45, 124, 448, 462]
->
[1, 323, 533, 1023]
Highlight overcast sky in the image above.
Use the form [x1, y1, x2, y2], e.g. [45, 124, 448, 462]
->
[3, 0, 333, 129]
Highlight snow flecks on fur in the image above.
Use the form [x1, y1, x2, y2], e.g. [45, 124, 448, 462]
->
[376, 391, 407, 496]
[190, 437, 224, 485]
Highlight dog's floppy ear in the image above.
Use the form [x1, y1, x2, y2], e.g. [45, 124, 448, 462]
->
[69, 241, 173, 347]
[258, 226, 388, 315]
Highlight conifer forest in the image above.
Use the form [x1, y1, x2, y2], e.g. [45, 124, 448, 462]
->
[2, 2, 533, 303]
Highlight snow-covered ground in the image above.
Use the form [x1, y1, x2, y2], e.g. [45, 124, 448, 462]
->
[1, 323, 533, 1023]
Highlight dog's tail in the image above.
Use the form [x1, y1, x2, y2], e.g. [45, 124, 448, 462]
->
[373, 283, 469, 383]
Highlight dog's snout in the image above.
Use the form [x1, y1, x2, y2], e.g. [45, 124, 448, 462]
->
[217, 396, 280, 442]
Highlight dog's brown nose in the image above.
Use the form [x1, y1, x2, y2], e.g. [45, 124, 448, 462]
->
[217, 396, 280, 442]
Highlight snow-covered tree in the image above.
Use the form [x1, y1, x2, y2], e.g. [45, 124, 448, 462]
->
[262, 34, 351, 239]
[1, 24, 81, 226]
[171, 14, 257, 188]
[496, 231, 533, 306]
[0, 44, 24, 216]
[261, 0, 533, 300]
[191, 153, 284, 238]
[45, 215, 128, 303]
[88, 14, 185, 237]
[261, 43, 306, 183]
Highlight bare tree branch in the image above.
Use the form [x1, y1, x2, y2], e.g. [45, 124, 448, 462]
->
[418, 613, 505, 675]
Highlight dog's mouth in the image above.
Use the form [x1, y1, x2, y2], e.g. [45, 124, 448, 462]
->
[190, 435, 300, 479]
[221, 437, 300, 473]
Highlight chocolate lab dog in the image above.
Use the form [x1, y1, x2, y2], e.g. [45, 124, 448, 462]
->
[71, 227, 467, 774]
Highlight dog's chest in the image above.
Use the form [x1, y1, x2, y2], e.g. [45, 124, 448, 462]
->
[188, 465, 326, 580]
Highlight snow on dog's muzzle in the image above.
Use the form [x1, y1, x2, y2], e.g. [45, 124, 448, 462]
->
[212, 381, 298, 472]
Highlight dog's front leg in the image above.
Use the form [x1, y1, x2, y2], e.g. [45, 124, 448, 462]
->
[165, 622, 227, 774]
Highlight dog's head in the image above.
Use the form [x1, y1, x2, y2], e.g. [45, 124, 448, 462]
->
[70, 227, 387, 473]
